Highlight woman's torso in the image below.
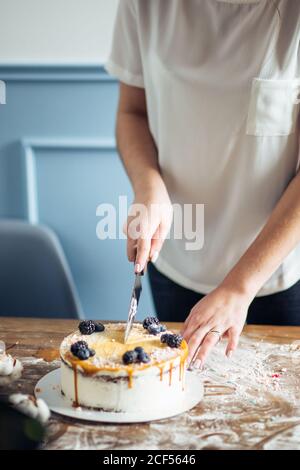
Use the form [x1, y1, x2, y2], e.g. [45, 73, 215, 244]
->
[125, 0, 300, 294]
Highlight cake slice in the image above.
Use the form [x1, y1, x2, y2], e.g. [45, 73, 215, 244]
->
[60, 318, 188, 412]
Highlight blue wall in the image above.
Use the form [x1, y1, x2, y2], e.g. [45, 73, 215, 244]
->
[0, 64, 154, 320]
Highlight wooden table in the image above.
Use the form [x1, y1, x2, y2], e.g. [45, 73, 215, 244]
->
[1, 318, 300, 450]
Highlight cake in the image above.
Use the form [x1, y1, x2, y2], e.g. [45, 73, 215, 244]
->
[60, 318, 188, 412]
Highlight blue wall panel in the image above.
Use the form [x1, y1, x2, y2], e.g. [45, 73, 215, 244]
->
[0, 65, 154, 320]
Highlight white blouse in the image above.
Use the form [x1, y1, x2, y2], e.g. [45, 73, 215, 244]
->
[106, 0, 300, 296]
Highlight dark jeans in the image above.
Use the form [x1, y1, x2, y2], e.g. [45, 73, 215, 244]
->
[148, 262, 300, 326]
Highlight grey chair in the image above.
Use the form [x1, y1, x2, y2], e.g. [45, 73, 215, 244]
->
[0, 220, 84, 318]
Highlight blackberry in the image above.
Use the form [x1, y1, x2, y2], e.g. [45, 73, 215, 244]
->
[76, 348, 90, 360]
[161, 333, 183, 348]
[122, 350, 137, 365]
[138, 351, 150, 363]
[142, 316, 159, 329]
[147, 324, 161, 335]
[78, 320, 95, 335]
[89, 348, 96, 357]
[71, 340, 89, 359]
[71, 340, 88, 354]
[169, 334, 183, 348]
[123, 347, 151, 365]
[134, 346, 149, 363]
[149, 323, 167, 334]
[161, 333, 171, 344]
[94, 322, 105, 332]
[134, 347, 144, 354]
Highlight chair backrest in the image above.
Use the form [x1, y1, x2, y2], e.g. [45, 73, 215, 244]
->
[0, 220, 84, 318]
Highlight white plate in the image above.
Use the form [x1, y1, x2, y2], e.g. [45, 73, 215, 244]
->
[35, 368, 204, 423]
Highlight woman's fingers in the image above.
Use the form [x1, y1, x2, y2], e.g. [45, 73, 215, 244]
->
[124, 197, 173, 269]
[186, 325, 211, 366]
[124, 218, 136, 262]
[127, 229, 160, 269]
[124, 216, 152, 268]
[225, 327, 240, 358]
[125, 219, 168, 269]
[192, 329, 222, 368]
[135, 237, 151, 272]
[191, 326, 241, 369]
[149, 225, 165, 262]
[127, 237, 137, 262]
[182, 310, 205, 343]
[180, 309, 193, 336]
[181, 300, 204, 337]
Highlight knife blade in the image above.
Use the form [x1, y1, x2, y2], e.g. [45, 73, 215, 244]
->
[124, 270, 143, 343]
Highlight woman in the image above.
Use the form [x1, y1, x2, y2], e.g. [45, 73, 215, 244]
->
[105, 0, 300, 368]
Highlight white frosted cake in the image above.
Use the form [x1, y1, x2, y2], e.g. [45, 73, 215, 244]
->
[60, 318, 188, 412]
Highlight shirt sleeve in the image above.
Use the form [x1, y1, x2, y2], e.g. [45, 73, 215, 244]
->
[105, 0, 144, 88]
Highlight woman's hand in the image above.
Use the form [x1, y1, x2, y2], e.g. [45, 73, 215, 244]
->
[124, 185, 173, 272]
[181, 284, 253, 369]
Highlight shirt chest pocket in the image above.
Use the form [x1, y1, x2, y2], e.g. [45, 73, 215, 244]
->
[246, 78, 300, 136]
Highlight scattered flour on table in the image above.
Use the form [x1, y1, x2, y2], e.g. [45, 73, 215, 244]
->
[41, 334, 300, 450]
[137, 336, 300, 451]
[203, 336, 300, 406]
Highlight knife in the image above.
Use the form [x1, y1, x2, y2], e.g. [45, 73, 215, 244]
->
[124, 269, 144, 343]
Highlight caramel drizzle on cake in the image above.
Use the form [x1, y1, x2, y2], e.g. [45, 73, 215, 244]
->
[169, 361, 173, 386]
[127, 367, 134, 389]
[72, 364, 79, 408]
[158, 364, 165, 381]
